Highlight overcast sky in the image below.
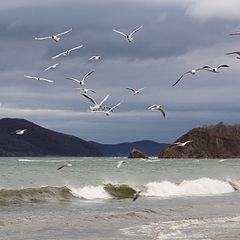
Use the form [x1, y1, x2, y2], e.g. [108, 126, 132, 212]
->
[0, 0, 240, 144]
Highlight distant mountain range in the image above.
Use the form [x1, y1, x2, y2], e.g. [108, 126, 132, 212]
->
[0, 118, 167, 157]
[90, 141, 168, 157]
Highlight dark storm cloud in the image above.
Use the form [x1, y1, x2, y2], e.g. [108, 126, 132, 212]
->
[0, 0, 240, 143]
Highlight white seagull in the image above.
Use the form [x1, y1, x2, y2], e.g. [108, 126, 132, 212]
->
[104, 101, 123, 116]
[35, 28, 72, 42]
[81, 93, 109, 112]
[172, 68, 205, 87]
[117, 160, 126, 168]
[125, 87, 144, 95]
[88, 56, 101, 61]
[173, 140, 193, 147]
[52, 45, 83, 59]
[132, 190, 142, 202]
[202, 64, 229, 73]
[66, 70, 94, 87]
[148, 104, 166, 118]
[15, 129, 27, 135]
[113, 25, 143, 43]
[229, 31, 240, 36]
[57, 162, 72, 170]
[75, 87, 96, 94]
[24, 75, 54, 83]
[43, 63, 60, 72]
[226, 51, 240, 59]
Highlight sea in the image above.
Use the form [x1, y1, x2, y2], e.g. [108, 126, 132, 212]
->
[1, 157, 240, 240]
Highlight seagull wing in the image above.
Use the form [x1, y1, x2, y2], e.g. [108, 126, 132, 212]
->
[82, 93, 97, 105]
[109, 101, 123, 112]
[117, 161, 123, 168]
[137, 87, 144, 92]
[83, 70, 94, 80]
[202, 65, 213, 70]
[226, 51, 240, 55]
[35, 36, 52, 40]
[159, 108, 166, 118]
[99, 94, 109, 105]
[125, 87, 135, 92]
[87, 89, 96, 94]
[51, 51, 64, 59]
[184, 140, 193, 145]
[68, 45, 83, 53]
[148, 104, 157, 110]
[57, 165, 65, 170]
[24, 75, 38, 80]
[39, 77, 54, 83]
[229, 32, 240, 36]
[217, 64, 230, 69]
[56, 28, 72, 37]
[129, 25, 143, 37]
[43, 63, 59, 72]
[171, 72, 189, 87]
[66, 77, 80, 83]
[113, 29, 128, 38]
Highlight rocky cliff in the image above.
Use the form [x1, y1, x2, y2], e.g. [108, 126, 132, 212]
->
[128, 148, 148, 159]
[159, 123, 240, 158]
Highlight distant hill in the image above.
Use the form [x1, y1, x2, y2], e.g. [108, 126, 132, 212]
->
[90, 140, 168, 157]
[0, 118, 102, 156]
[159, 123, 240, 158]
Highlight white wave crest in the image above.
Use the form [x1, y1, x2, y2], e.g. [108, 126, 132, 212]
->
[69, 185, 111, 200]
[143, 178, 234, 197]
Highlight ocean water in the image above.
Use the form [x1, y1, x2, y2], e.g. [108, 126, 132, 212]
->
[1, 157, 240, 240]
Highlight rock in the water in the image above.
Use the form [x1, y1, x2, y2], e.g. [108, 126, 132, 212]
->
[128, 148, 148, 159]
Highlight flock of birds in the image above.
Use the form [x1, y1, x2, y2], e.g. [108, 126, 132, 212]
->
[16, 25, 240, 201]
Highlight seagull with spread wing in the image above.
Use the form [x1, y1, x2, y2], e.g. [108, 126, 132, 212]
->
[81, 93, 109, 112]
[172, 67, 205, 87]
[173, 140, 193, 147]
[104, 101, 123, 116]
[125, 87, 144, 95]
[43, 63, 60, 72]
[113, 25, 143, 42]
[226, 51, 240, 59]
[52, 45, 83, 59]
[148, 104, 166, 118]
[66, 70, 94, 87]
[24, 75, 54, 83]
[202, 64, 229, 73]
[35, 28, 72, 42]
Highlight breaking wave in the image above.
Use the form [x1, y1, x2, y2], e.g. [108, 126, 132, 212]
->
[0, 178, 238, 205]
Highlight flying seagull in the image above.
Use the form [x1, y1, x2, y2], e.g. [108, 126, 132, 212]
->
[173, 140, 193, 147]
[125, 87, 144, 95]
[229, 31, 240, 36]
[172, 68, 205, 87]
[202, 64, 229, 73]
[226, 51, 240, 59]
[66, 70, 94, 87]
[117, 160, 126, 168]
[24, 75, 54, 83]
[57, 162, 72, 170]
[52, 45, 83, 59]
[88, 56, 101, 61]
[81, 93, 109, 112]
[148, 104, 166, 118]
[113, 25, 143, 43]
[132, 190, 142, 202]
[43, 63, 60, 72]
[75, 87, 96, 94]
[104, 101, 123, 116]
[35, 28, 72, 42]
[15, 129, 27, 135]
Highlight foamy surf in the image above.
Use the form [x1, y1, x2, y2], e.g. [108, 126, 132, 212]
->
[69, 186, 111, 200]
[143, 178, 234, 197]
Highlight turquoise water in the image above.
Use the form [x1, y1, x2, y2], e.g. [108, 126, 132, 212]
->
[1, 157, 240, 239]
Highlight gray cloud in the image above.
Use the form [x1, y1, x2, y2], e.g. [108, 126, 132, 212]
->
[0, 0, 239, 144]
